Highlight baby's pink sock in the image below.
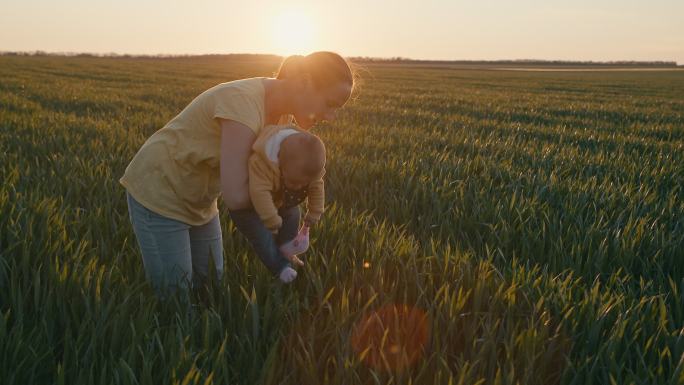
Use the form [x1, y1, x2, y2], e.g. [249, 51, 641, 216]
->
[279, 267, 297, 283]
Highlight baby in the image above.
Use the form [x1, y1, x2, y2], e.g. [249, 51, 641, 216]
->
[243, 124, 325, 283]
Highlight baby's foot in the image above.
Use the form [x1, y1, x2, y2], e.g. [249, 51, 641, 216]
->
[279, 267, 297, 283]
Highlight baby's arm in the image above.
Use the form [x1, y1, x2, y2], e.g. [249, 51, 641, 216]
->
[248, 156, 282, 233]
[305, 168, 325, 226]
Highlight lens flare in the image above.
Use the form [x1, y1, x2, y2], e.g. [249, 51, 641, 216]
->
[351, 303, 430, 372]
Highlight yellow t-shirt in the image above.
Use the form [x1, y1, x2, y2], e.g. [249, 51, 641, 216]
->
[119, 77, 291, 226]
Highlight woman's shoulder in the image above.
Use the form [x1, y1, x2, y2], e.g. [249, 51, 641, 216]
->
[209, 77, 267, 97]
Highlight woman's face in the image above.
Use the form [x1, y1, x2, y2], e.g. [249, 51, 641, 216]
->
[293, 80, 352, 130]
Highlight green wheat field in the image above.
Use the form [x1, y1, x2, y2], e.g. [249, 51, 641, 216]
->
[1, 55, 683, 385]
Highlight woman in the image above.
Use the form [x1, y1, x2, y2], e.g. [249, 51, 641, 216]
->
[120, 51, 355, 299]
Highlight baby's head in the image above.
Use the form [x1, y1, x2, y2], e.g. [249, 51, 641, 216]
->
[279, 130, 326, 190]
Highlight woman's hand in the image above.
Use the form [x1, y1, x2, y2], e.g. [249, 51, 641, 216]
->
[219, 119, 256, 210]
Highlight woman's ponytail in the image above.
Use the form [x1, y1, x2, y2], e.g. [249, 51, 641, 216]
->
[276, 55, 307, 80]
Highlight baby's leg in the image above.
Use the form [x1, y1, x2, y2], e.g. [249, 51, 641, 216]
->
[277, 206, 301, 246]
[228, 208, 292, 278]
[277, 205, 308, 265]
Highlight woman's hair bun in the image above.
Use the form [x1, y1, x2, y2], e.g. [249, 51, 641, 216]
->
[276, 55, 307, 80]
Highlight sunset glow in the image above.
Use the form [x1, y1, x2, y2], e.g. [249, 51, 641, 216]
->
[0, 0, 682, 63]
[272, 10, 316, 56]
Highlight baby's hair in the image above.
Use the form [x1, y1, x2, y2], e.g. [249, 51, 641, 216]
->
[281, 131, 326, 179]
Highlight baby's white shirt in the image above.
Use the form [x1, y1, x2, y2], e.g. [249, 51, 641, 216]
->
[264, 128, 300, 164]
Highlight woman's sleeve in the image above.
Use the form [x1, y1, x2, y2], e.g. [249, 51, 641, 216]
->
[213, 93, 262, 135]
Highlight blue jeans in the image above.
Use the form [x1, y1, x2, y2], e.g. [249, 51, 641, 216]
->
[126, 191, 223, 299]
[228, 205, 300, 276]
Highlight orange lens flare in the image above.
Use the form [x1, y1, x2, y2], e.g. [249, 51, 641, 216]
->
[351, 303, 430, 372]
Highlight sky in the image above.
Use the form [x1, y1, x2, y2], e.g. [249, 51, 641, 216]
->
[1, 0, 683, 63]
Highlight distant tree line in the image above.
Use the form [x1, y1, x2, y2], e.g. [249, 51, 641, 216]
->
[348, 56, 680, 67]
[0, 51, 282, 61]
[0, 51, 679, 67]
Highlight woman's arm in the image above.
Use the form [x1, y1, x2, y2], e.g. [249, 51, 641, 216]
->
[219, 119, 257, 210]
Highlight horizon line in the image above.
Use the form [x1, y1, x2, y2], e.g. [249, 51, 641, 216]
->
[1, 50, 680, 67]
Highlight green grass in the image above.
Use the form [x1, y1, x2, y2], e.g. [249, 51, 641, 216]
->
[1, 55, 683, 384]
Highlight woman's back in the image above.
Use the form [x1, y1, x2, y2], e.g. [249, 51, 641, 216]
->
[119, 77, 268, 225]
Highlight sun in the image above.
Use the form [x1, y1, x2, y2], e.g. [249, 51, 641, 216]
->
[272, 10, 316, 56]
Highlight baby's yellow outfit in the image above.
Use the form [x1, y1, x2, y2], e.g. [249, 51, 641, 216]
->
[248, 125, 325, 233]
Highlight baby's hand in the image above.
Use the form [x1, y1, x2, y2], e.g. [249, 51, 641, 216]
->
[304, 214, 319, 227]
[286, 254, 305, 267]
[269, 215, 284, 235]
[279, 225, 310, 267]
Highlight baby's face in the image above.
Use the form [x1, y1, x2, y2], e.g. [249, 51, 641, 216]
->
[281, 159, 313, 190]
